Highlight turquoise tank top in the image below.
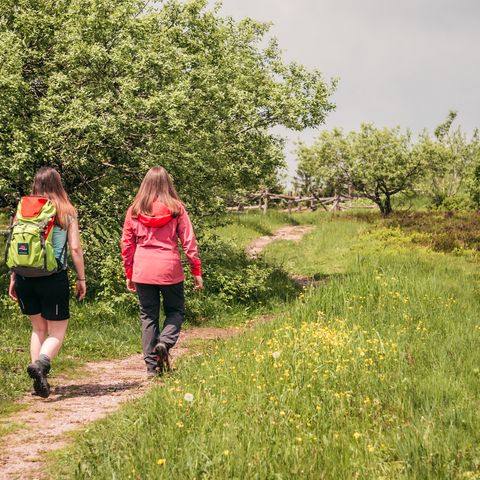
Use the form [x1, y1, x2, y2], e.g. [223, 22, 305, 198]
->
[52, 225, 68, 267]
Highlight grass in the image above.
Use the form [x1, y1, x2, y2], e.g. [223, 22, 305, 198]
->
[0, 210, 305, 415]
[50, 212, 480, 479]
[262, 213, 367, 277]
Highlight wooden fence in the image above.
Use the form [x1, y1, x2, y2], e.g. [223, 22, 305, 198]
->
[227, 191, 375, 214]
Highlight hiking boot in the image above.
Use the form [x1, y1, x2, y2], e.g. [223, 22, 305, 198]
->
[146, 366, 158, 379]
[31, 381, 51, 396]
[154, 342, 171, 374]
[27, 361, 51, 398]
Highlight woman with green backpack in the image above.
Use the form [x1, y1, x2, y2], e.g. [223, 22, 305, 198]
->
[7, 167, 86, 398]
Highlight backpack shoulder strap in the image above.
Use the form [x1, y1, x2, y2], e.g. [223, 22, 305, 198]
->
[4, 214, 16, 265]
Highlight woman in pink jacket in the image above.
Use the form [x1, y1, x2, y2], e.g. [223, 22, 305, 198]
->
[121, 166, 202, 377]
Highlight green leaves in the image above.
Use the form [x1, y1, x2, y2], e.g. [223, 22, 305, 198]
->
[0, 0, 334, 293]
[0, 0, 335, 213]
[298, 125, 424, 216]
[416, 113, 480, 207]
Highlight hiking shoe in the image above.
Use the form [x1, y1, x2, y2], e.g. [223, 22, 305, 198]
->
[27, 362, 51, 398]
[146, 366, 158, 379]
[31, 381, 51, 396]
[154, 342, 171, 374]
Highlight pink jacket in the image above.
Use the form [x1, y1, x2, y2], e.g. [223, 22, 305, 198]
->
[121, 200, 201, 285]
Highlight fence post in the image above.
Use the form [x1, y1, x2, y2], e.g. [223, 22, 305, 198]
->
[332, 193, 341, 212]
[262, 190, 269, 215]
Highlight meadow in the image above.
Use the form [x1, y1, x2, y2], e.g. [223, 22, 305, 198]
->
[48, 211, 480, 479]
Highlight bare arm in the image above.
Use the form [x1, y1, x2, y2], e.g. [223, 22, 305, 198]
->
[8, 272, 17, 301]
[68, 219, 86, 300]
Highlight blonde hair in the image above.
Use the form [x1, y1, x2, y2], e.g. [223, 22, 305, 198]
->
[131, 166, 182, 217]
[31, 167, 77, 229]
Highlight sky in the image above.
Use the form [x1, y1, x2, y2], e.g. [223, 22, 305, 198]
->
[215, 0, 480, 181]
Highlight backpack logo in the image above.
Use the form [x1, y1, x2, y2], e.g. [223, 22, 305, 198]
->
[18, 243, 29, 255]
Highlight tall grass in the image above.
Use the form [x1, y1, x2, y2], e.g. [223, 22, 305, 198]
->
[51, 215, 480, 479]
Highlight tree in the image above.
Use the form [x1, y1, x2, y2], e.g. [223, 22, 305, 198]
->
[416, 111, 480, 206]
[467, 133, 480, 208]
[298, 125, 424, 216]
[0, 0, 335, 214]
[0, 0, 335, 291]
[296, 128, 349, 198]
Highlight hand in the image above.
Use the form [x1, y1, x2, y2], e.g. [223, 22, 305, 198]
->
[8, 278, 17, 301]
[193, 275, 203, 290]
[76, 279, 87, 301]
[126, 278, 136, 293]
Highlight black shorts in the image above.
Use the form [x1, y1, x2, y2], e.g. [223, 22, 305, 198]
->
[15, 270, 70, 321]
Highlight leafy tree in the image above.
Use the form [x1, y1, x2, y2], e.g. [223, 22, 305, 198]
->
[416, 111, 480, 206]
[292, 168, 316, 197]
[0, 0, 335, 214]
[298, 125, 424, 216]
[0, 0, 335, 292]
[296, 128, 349, 198]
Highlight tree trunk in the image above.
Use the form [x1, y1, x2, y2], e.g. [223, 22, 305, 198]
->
[378, 194, 393, 216]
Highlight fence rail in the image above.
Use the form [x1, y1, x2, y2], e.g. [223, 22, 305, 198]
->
[227, 191, 375, 214]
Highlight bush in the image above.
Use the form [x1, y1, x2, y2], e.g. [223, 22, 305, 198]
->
[79, 226, 299, 322]
[184, 233, 299, 322]
[431, 194, 474, 212]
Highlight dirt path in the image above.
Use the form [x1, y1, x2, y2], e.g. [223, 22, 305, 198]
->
[247, 224, 319, 287]
[0, 327, 243, 480]
[0, 224, 314, 479]
[246, 224, 314, 259]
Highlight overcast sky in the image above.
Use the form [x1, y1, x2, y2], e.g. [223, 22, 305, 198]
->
[216, 0, 480, 180]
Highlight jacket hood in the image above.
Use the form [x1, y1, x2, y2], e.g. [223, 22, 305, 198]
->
[137, 200, 173, 228]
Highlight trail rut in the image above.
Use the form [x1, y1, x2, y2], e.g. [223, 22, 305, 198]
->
[246, 224, 320, 287]
[246, 224, 314, 258]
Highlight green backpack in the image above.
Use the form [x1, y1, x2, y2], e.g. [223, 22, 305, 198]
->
[5, 196, 60, 277]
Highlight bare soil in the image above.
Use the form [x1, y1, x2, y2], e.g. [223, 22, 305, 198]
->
[245, 224, 314, 259]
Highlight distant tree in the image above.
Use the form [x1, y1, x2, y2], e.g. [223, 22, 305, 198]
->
[416, 111, 480, 206]
[467, 133, 480, 208]
[298, 125, 424, 216]
[292, 168, 318, 197]
[297, 129, 350, 199]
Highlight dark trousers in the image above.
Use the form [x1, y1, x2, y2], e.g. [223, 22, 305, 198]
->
[135, 282, 185, 368]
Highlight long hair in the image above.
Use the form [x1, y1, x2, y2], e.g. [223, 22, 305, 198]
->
[31, 167, 77, 229]
[131, 166, 182, 217]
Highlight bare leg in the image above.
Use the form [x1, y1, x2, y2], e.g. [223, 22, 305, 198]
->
[40, 320, 69, 360]
[29, 314, 48, 363]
